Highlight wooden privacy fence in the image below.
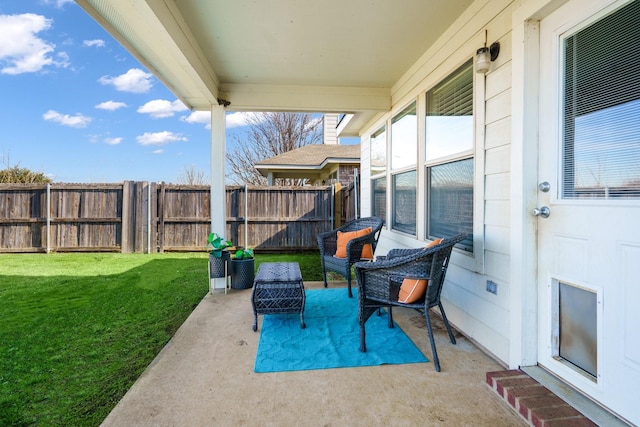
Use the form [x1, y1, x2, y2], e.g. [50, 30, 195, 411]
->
[0, 182, 152, 253]
[337, 178, 359, 227]
[0, 182, 357, 253]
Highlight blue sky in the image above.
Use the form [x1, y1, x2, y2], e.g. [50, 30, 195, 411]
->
[0, 1, 357, 184]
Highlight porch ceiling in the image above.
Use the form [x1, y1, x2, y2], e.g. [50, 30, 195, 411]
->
[76, 0, 474, 136]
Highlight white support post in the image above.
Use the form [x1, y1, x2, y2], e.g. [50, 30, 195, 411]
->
[210, 104, 228, 292]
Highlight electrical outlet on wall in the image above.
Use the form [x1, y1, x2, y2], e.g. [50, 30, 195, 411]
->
[486, 280, 498, 295]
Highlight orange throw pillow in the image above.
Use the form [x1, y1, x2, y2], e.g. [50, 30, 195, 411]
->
[425, 237, 444, 248]
[360, 242, 374, 260]
[335, 227, 373, 259]
[398, 278, 428, 303]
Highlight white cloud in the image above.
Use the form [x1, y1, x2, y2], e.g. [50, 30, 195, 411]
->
[42, 0, 75, 7]
[104, 137, 122, 145]
[138, 99, 187, 118]
[83, 39, 105, 48]
[42, 110, 91, 128]
[98, 68, 153, 93]
[152, 149, 164, 154]
[95, 100, 127, 111]
[136, 131, 187, 146]
[225, 112, 253, 128]
[181, 110, 211, 128]
[55, 51, 70, 67]
[181, 111, 261, 129]
[0, 13, 69, 75]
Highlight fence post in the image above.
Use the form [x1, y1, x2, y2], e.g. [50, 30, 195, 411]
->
[46, 183, 51, 254]
[244, 184, 248, 248]
[157, 182, 165, 253]
[121, 181, 133, 253]
[331, 184, 336, 229]
[353, 168, 359, 219]
[147, 182, 154, 254]
[150, 182, 158, 253]
[133, 181, 148, 253]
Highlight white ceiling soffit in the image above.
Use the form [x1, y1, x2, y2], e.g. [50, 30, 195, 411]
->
[77, 0, 474, 135]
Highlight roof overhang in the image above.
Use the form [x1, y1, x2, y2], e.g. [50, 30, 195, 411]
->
[76, 0, 474, 136]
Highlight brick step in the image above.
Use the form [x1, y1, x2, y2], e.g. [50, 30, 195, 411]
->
[486, 370, 597, 427]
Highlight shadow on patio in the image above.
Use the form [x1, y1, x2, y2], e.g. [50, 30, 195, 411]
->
[100, 281, 525, 426]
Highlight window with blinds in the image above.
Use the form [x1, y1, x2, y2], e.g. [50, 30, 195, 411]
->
[425, 60, 474, 251]
[426, 60, 474, 162]
[562, 0, 640, 199]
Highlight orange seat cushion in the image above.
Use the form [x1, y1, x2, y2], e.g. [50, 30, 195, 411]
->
[398, 278, 428, 303]
[335, 227, 374, 259]
[425, 237, 444, 248]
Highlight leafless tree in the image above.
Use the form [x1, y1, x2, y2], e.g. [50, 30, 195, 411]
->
[226, 112, 322, 185]
[176, 164, 208, 185]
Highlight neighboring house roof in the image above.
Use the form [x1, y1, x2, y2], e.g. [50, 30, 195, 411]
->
[255, 144, 360, 181]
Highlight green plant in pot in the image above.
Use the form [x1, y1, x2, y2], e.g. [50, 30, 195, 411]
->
[230, 247, 255, 289]
[207, 232, 232, 257]
[207, 232, 232, 278]
[233, 247, 254, 260]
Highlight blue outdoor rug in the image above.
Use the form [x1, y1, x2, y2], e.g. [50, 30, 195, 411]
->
[254, 288, 428, 373]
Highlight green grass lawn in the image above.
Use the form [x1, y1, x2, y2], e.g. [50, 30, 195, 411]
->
[254, 251, 325, 281]
[0, 251, 325, 426]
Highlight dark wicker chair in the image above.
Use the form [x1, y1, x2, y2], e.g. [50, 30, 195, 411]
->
[317, 216, 384, 297]
[354, 233, 467, 371]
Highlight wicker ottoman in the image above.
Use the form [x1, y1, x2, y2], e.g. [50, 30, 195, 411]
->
[251, 262, 306, 331]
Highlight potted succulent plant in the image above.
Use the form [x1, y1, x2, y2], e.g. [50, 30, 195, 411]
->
[207, 232, 232, 278]
[230, 247, 255, 289]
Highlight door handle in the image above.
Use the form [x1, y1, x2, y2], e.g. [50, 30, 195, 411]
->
[532, 206, 550, 218]
[538, 182, 550, 192]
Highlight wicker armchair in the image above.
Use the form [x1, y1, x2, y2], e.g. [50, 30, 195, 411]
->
[354, 233, 466, 371]
[317, 216, 383, 297]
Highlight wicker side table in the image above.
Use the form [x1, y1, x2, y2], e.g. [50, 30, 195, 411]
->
[251, 262, 305, 331]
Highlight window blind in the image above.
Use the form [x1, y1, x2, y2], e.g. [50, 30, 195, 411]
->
[563, 0, 640, 199]
[427, 61, 473, 117]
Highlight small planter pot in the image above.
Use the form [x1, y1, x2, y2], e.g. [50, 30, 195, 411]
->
[209, 251, 231, 278]
[230, 258, 255, 289]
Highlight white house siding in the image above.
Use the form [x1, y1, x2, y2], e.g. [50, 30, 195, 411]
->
[359, 0, 518, 365]
[323, 114, 339, 145]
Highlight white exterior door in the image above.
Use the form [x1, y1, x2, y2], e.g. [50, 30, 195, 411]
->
[537, 0, 640, 424]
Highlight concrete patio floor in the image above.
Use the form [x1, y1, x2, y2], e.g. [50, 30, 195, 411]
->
[101, 281, 526, 426]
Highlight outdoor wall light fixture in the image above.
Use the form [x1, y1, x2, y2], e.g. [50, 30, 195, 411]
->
[475, 31, 500, 74]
